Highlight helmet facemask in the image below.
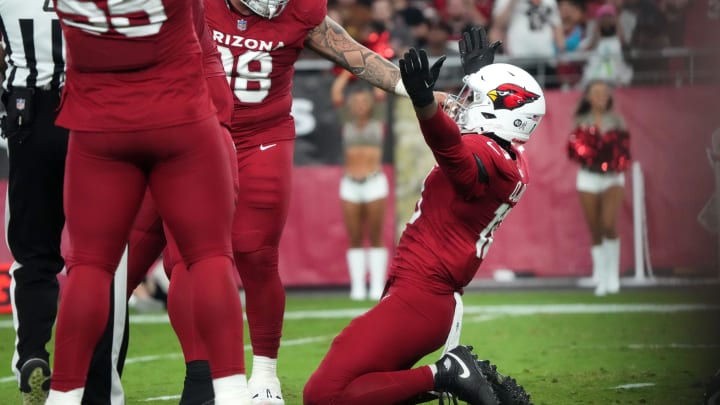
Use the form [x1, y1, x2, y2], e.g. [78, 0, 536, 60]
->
[239, 0, 289, 18]
[443, 76, 499, 135]
[442, 76, 472, 124]
[443, 63, 546, 144]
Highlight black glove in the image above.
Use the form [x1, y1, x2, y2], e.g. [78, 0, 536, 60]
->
[1, 87, 35, 142]
[399, 48, 446, 108]
[459, 26, 502, 75]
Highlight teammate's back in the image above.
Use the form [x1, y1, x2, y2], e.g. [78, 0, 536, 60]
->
[55, 0, 214, 131]
[47, 1, 249, 404]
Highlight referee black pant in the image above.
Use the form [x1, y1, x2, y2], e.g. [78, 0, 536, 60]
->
[6, 88, 67, 374]
[5, 87, 128, 405]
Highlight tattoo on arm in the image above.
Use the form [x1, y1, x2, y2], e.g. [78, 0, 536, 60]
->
[306, 16, 400, 93]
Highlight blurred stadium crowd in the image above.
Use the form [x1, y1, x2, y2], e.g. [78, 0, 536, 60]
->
[301, 0, 720, 89]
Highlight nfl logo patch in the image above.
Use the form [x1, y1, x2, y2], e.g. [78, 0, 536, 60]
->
[15, 98, 25, 111]
[237, 19, 247, 31]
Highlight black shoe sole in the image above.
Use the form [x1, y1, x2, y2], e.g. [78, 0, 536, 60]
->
[19, 358, 51, 405]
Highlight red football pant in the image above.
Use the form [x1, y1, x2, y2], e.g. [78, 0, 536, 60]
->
[126, 72, 237, 296]
[127, 125, 240, 368]
[303, 279, 455, 405]
[52, 117, 244, 391]
[232, 138, 293, 359]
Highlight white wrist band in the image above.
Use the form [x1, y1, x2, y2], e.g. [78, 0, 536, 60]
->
[394, 80, 409, 97]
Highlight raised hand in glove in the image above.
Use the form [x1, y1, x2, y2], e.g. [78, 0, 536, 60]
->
[399, 48, 446, 108]
[459, 26, 502, 75]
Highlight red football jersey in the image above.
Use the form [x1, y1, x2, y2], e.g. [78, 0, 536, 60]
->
[55, 0, 215, 131]
[390, 107, 530, 293]
[204, 0, 326, 148]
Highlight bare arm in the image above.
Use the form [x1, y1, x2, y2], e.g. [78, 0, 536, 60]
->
[330, 69, 352, 107]
[492, 0, 517, 33]
[305, 16, 402, 94]
[553, 25, 566, 53]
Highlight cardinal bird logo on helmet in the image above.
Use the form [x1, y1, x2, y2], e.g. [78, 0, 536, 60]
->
[487, 84, 540, 111]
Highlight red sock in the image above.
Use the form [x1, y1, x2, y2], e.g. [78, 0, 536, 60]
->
[188, 256, 245, 378]
[168, 262, 207, 362]
[235, 247, 285, 358]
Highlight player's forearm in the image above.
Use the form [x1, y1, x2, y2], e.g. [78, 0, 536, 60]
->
[417, 103, 484, 196]
[417, 103, 463, 151]
[419, 103, 487, 191]
[306, 17, 402, 94]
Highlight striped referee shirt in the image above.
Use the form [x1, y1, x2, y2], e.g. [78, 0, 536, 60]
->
[0, 0, 64, 91]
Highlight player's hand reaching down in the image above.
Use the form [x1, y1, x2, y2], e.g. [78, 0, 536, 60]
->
[459, 26, 501, 75]
[399, 48, 446, 108]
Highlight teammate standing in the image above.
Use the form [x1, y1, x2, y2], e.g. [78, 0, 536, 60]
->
[0, 2, 125, 404]
[46, 1, 247, 404]
[304, 41, 546, 405]
[149, 0, 415, 402]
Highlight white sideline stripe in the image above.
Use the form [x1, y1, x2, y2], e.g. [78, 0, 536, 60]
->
[124, 353, 183, 365]
[126, 336, 333, 365]
[612, 382, 656, 389]
[0, 375, 15, 383]
[467, 314, 504, 323]
[627, 343, 720, 349]
[462, 303, 720, 315]
[283, 308, 366, 319]
[2, 304, 717, 382]
[282, 335, 333, 346]
[0, 336, 335, 384]
[142, 394, 180, 402]
[1, 303, 717, 329]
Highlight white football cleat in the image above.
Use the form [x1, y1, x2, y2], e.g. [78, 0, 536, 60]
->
[248, 376, 284, 405]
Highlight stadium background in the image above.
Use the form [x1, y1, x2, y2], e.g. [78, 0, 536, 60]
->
[0, 76, 717, 294]
[0, 1, 719, 403]
[0, 0, 719, 307]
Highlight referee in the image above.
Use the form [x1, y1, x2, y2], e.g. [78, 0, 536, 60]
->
[0, 2, 127, 405]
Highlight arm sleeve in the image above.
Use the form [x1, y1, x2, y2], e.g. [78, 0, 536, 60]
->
[417, 105, 492, 199]
[192, 0, 232, 128]
[194, 1, 225, 78]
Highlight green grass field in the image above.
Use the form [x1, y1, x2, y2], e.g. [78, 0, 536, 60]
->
[1, 286, 719, 405]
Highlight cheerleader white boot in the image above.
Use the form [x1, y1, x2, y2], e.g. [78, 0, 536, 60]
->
[347, 248, 367, 301]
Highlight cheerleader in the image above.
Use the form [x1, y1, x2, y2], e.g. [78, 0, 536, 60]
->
[568, 80, 631, 295]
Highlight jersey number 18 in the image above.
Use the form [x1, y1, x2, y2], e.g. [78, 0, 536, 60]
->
[217, 47, 273, 103]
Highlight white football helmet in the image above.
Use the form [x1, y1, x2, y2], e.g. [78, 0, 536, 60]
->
[240, 0, 289, 18]
[443, 63, 546, 144]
